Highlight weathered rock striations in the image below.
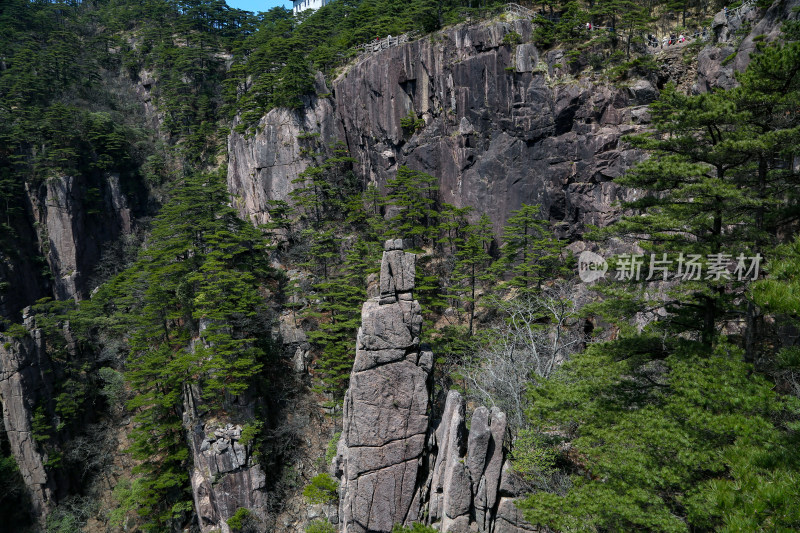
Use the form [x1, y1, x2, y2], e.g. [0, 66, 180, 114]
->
[227, 74, 338, 227]
[695, 0, 798, 93]
[334, 239, 432, 533]
[229, 19, 651, 239]
[335, 242, 534, 533]
[228, 3, 799, 242]
[0, 309, 68, 525]
[185, 417, 268, 533]
[424, 391, 528, 533]
[25, 173, 132, 302]
[183, 320, 270, 533]
[331, 19, 646, 238]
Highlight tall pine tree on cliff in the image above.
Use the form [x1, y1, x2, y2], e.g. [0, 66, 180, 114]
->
[450, 214, 494, 335]
[118, 169, 269, 529]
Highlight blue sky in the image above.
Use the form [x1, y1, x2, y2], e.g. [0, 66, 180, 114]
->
[226, 0, 292, 13]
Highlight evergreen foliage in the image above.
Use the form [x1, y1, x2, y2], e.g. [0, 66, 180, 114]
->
[516, 32, 800, 533]
[596, 37, 800, 349]
[384, 165, 440, 249]
[4, 0, 799, 530]
[307, 239, 379, 401]
[303, 473, 339, 505]
[306, 518, 337, 533]
[519, 338, 800, 532]
[450, 214, 494, 335]
[492, 204, 566, 294]
[79, 168, 273, 529]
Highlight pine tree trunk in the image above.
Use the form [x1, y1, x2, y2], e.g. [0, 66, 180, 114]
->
[745, 156, 768, 363]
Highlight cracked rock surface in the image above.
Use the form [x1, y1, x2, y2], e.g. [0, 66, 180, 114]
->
[335, 241, 429, 533]
[335, 241, 534, 532]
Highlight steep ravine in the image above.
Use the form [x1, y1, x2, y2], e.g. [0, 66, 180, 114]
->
[224, 2, 796, 531]
[0, 0, 796, 530]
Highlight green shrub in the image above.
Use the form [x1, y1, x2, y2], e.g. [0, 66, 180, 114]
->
[722, 52, 737, 66]
[303, 473, 339, 505]
[109, 477, 148, 529]
[5, 323, 27, 339]
[325, 432, 342, 465]
[45, 496, 96, 533]
[306, 518, 337, 533]
[503, 31, 522, 45]
[227, 507, 261, 532]
[400, 110, 425, 133]
[511, 429, 558, 486]
[98, 367, 125, 407]
[239, 420, 264, 447]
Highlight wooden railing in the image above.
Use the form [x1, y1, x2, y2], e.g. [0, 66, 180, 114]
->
[353, 31, 421, 55]
[504, 3, 534, 19]
[727, 0, 756, 22]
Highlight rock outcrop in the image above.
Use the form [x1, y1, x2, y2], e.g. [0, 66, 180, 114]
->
[227, 74, 338, 227]
[228, 2, 799, 241]
[25, 173, 132, 301]
[0, 309, 67, 525]
[695, 0, 798, 93]
[183, 320, 270, 533]
[334, 241, 533, 533]
[425, 392, 510, 533]
[334, 239, 432, 532]
[185, 418, 268, 533]
[229, 19, 649, 239]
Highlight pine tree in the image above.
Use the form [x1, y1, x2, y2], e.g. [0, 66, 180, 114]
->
[437, 203, 473, 256]
[273, 51, 314, 110]
[450, 214, 494, 335]
[606, 36, 800, 348]
[607, 84, 759, 345]
[517, 337, 800, 532]
[307, 240, 379, 403]
[291, 142, 358, 228]
[384, 166, 439, 249]
[118, 169, 270, 529]
[261, 199, 296, 250]
[344, 184, 387, 243]
[493, 204, 565, 295]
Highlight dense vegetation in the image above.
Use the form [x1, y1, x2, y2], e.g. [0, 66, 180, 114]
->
[0, 0, 798, 532]
[514, 30, 800, 532]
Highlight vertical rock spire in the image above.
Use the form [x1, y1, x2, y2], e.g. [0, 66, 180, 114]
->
[335, 240, 432, 533]
[333, 239, 533, 533]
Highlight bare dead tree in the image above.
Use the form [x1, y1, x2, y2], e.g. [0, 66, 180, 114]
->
[461, 281, 584, 431]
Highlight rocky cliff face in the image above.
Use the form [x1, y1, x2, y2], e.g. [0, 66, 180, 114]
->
[25, 173, 132, 302]
[227, 75, 338, 226]
[333, 241, 533, 533]
[331, 19, 649, 237]
[0, 309, 73, 525]
[185, 417, 269, 533]
[229, 18, 654, 237]
[695, 0, 797, 93]
[181, 318, 271, 533]
[0, 173, 135, 524]
[228, 2, 798, 238]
